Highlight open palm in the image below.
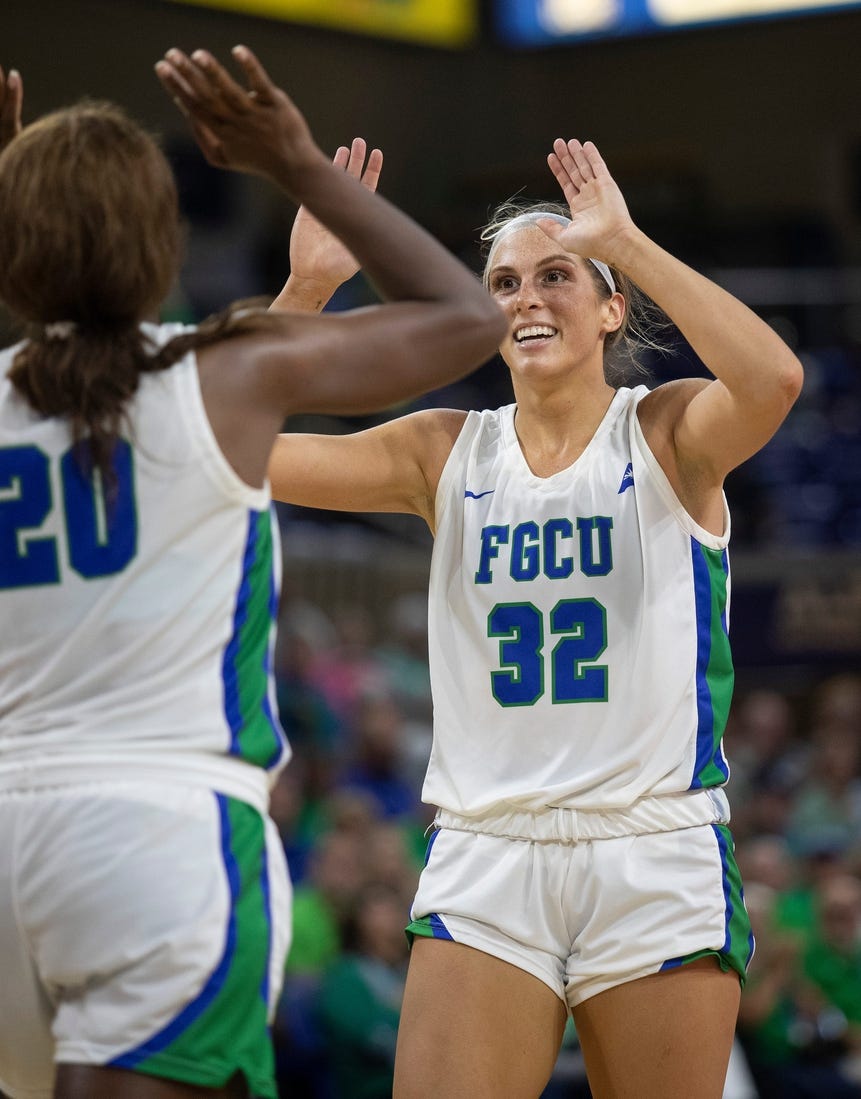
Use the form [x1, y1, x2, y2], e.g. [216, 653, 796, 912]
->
[544, 138, 635, 263]
[289, 138, 383, 288]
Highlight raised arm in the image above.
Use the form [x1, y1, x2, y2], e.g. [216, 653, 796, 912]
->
[155, 47, 503, 485]
[271, 137, 382, 314]
[543, 139, 803, 490]
[156, 47, 501, 336]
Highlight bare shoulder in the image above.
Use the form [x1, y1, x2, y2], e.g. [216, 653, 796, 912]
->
[407, 406, 469, 446]
[637, 377, 711, 435]
[637, 377, 727, 532]
[196, 331, 296, 487]
[390, 406, 469, 480]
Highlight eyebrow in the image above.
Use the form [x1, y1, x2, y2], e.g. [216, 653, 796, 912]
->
[488, 254, 580, 277]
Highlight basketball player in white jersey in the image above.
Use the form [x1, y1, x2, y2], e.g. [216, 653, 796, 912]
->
[0, 50, 503, 1099]
[266, 136, 804, 1097]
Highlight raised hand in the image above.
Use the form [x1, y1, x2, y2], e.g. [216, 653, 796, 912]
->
[0, 65, 23, 153]
[543, 139, 635, 265]
[155, 45, 325, 198]
[289, 138, 383, 291]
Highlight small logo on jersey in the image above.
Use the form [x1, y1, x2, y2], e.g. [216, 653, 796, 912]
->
[465, 489, 495, 500]
[617, 463, 634, 494]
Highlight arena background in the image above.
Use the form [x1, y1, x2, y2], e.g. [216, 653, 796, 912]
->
[4, 3, 861, 1096]
[6, 0, 860, 691]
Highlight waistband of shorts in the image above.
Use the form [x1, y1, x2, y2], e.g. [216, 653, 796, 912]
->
[0, 751, 272, 815]
[434, 788, 730, 844]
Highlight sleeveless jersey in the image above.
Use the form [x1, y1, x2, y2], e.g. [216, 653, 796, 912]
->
[425, 386, 732, 817]
[0, 323, 287, 809]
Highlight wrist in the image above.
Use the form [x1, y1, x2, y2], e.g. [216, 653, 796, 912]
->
[600, 225, 652, 273]
[271, 273, 336, 314]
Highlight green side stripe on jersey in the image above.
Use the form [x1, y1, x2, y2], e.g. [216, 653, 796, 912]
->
[691, 542, 733, 789]
[224, 508, 282, 768]
[122, 796, 277, 1097]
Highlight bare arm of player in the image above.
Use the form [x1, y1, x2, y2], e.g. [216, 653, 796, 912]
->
[269, 408, 467, 532]
[0, 65, 23, 152]
[155, 47, 503, 486]
[543, 139, 804, 491]
[270, 138, 383, 314]
[156, 47, 499, 332]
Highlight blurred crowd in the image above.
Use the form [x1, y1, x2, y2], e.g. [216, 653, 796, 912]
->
[268, 579, 861, 1099]
[2, 135, 855, 1098]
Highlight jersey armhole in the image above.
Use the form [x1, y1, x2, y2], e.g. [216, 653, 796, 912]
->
[433, 410, 483, 533]
[175, 354, 271, 511]
[631, 394, 730, 551]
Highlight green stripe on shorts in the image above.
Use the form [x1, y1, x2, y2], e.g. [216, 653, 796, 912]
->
[112, 795, 277, 1098]
[661, 823, 753, 987]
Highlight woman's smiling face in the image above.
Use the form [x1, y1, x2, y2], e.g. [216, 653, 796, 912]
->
[487, 224, 615, 385]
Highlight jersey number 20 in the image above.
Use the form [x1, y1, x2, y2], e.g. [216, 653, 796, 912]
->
[0, 442, 137, 589]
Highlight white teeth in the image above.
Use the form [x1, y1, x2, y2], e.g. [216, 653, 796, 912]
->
[515, 325, 556, 342]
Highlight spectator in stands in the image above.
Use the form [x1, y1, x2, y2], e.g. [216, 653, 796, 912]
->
[317, 883, 410, 1099]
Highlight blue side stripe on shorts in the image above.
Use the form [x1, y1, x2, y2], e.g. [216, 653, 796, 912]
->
[423, 828, 441, 865]
[659, 823, 753, 973]
[713, 823, 734, 954]
[659, 826, 730, 972]
[714, 824, 755, 968]
[428, 913, 454, 940]
[110, 794, 239, 1068]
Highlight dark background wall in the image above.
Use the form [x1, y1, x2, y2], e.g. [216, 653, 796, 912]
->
[6, 1, 861, 256]
[6, 1, 861, 685]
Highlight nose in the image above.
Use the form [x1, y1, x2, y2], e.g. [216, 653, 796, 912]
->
[514, 279, 542, 312]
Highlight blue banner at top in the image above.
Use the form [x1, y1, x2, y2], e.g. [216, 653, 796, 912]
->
[495, 0, 861, 46]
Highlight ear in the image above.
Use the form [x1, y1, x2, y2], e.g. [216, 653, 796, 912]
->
[602, 291, 625, 336]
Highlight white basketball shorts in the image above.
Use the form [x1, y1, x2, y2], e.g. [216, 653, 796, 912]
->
[408, 800, 752, 1008]
[0, 780, 291, 1099]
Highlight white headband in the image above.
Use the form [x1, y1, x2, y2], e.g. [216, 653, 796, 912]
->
[588, 258, 615, 294]
[487, 211, 616, 295]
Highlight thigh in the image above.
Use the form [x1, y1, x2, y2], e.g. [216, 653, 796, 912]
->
[393, 938, 568, 1099]
[54, 1065, 248, 1099]
[573, 957, 741, 1099]
[0, 797, 55, 1099]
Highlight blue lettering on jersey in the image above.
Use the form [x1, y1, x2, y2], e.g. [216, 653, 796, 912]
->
[511, 521, 540, 581]
[0, 440, 138, 589]
[475, 525, 509, 584]
[475, 516, 613, 583]
[577, 516, 613, 577]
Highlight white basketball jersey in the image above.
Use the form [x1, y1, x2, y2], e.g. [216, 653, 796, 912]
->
[0, 323, 287, 806]
[426, 386, 732, 817]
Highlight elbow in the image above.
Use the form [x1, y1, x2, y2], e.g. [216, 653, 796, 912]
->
[778, 351, 805, 411]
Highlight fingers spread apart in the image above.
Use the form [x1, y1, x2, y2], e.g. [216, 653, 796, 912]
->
[155, 45, 275, 127]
